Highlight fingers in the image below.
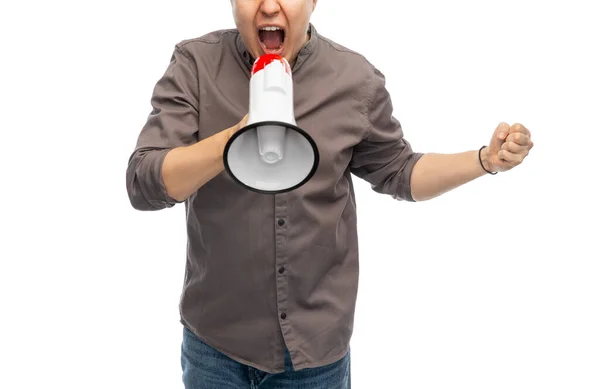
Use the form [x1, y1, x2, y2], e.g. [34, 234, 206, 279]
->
[508, 122, 531, 138]
[504, 131, 534, 147]
[501, 140, 529, 155]
[498, 149, 526, 166]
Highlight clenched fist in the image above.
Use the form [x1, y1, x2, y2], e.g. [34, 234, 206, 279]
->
[482, 122, 534, 173]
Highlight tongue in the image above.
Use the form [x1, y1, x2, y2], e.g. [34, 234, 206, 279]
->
[261, 30, 283, 50]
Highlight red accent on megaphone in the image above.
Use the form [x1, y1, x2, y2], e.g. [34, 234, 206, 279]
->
[251, 54, 291, 75]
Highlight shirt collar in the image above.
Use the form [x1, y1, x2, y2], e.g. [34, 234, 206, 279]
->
[236, 23, 318, 73]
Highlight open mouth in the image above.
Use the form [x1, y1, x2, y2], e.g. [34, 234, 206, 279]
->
[258, 26, 285, 54]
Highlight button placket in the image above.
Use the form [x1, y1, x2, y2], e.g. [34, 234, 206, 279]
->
[274, 194, 289, 327]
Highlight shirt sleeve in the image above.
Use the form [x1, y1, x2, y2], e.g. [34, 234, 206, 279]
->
[126, 45, 199, 210]
[350, 65, 424, 202]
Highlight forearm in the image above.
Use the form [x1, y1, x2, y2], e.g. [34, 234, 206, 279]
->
[162, 128, 233, 202]
[409, 147, 491, 201]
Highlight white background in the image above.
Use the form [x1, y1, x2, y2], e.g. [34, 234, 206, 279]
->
[1, 1, 599, 388]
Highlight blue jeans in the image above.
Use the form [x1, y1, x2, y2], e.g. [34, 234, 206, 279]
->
[181, 326, 351, 389]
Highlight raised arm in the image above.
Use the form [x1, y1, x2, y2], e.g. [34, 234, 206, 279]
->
[410, 123, 534, 201]
[350, 65, 533, 202]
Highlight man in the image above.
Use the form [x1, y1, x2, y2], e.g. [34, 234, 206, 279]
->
[126, 0, 534, 388]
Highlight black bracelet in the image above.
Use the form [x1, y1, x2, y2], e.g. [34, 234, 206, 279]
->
[478, 145, 497, 175]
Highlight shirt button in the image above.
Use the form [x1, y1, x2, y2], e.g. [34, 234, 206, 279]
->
[277, 219, 285, 226]
[280, 312, 287, 319]
[278, 266, 285, 274]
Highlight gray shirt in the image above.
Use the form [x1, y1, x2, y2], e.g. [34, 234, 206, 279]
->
[126, 23, 423, 374]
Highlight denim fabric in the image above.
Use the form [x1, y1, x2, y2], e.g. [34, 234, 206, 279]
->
[181, 327, 351, 389]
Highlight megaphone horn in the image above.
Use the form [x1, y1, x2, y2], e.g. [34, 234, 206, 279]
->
[223, 54, 319, 194]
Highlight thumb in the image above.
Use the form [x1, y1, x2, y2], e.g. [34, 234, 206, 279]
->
[490, 122, 509, 150]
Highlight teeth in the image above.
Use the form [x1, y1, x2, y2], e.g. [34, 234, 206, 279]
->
[260, 26, 282, 31]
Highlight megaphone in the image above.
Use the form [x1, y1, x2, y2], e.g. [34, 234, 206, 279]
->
[223, 54, 319, 194]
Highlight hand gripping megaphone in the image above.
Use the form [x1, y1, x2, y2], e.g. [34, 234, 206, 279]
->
[223, 54, 319, 194]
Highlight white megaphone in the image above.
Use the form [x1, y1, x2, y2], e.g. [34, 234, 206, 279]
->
[223, 54, 319, 194]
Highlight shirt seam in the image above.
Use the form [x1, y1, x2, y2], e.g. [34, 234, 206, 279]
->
[292, 343, 349, 371]
[316, 35, 364, 58]
[317, 36, 373, 140]
[172, 44, 201, 121]
[174, 44, 194, 62]
[357, 62, 417, 198]
[363, 65, 377, 141]
[177, 29, 238, 50]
